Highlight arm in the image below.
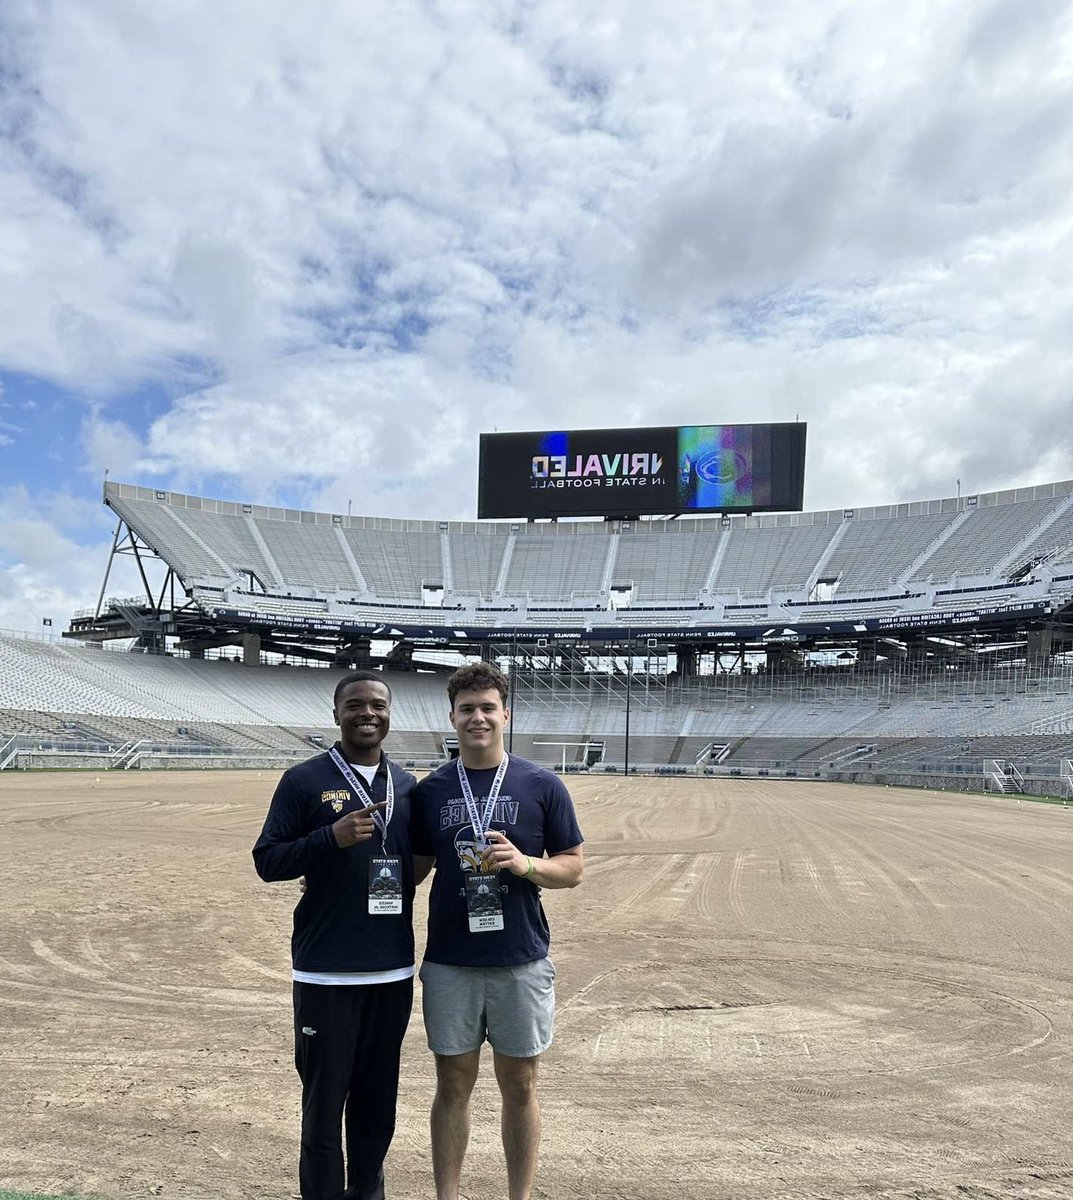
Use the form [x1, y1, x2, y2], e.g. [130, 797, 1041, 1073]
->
[408, 779, 436, 886]
[252, 775, 335, 882]
[482, 833, 584, 889]
[252, 775, 386, 882]
[529, 843, 583, 889]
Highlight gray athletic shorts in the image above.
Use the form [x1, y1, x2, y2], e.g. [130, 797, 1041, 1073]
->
[419, 957, 556, 1059]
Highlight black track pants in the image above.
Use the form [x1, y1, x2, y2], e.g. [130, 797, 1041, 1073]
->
[293, 977, 414, 1200]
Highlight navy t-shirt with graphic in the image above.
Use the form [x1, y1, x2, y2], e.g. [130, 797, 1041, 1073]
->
[411, 755, 583, 968]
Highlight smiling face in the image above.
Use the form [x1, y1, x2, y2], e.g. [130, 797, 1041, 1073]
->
[449, 686, 510, 767]
[333, 678, 391, 764]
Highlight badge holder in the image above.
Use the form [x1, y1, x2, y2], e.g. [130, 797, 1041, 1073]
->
[368, 856, 403, 915]
[465, 871, 504, 932]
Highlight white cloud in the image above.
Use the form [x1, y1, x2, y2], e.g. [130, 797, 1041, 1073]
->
[0, 0, 1072, 630]
[139, 346, 506, 516]
[0, 486, 147, 634]
[82, 412, 147, 482]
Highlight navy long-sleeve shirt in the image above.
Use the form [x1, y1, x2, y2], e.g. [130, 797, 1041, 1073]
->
[252, 748, 418, 973]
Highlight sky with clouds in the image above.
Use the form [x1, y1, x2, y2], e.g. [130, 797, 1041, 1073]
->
[1, 0, 1072, 633]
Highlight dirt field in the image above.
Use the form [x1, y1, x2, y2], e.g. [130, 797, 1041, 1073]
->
[0, 770, 1071, 1200]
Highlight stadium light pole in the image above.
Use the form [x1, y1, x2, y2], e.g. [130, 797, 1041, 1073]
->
[624, 627, 632, 776]
[508, 629, 516, 754]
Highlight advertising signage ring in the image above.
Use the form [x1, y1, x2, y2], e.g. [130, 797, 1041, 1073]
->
[477, 423, 806, 519]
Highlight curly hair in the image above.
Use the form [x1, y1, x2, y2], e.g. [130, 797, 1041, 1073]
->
[446, 661, 509, 708]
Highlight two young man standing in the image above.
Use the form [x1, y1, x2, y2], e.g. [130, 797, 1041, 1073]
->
[253, 661, 585, 1200]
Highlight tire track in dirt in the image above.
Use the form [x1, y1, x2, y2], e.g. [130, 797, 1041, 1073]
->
[727, 848, 751, 925]
[802, 798, 1066, 963]
[605, 853, 687, 920]
[826, 798, 1073, 907]
[564, 952, 1057, 1081]
[780, 804, 924, 942]
[799, 855, 855, 922]
[684, 850, 724, 923]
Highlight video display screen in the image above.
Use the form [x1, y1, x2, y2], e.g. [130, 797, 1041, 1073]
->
[477, 423, 806, 519]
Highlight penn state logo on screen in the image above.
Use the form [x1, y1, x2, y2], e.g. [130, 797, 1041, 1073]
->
[695, 448, 749, 486]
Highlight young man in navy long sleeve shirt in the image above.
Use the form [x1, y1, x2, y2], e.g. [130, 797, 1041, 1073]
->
[253, 670, 423, 1200]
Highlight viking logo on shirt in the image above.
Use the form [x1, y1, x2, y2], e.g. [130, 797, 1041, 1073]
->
[440, 796, 520, 874]
[321, 789, 349, 813]
[453, 827, 512, 874]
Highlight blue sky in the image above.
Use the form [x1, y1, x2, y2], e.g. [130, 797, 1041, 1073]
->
[1, 0, 1072, 631]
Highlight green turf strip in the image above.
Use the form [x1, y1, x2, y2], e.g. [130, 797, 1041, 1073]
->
[0, 1192, 98, 1199]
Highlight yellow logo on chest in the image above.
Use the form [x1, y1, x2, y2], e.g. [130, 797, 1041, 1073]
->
[321, 789, 349, 813]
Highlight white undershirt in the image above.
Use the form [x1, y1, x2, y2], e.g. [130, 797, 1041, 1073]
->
[350, 761, 379, 785]
[292, 756, 415, 987]
[293, 965, 416, 986]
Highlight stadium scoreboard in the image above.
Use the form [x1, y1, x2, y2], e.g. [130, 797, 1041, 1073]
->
[477, 422, 806, 520]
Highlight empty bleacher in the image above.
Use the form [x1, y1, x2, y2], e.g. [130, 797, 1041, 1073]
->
[16, 476, 1073, 789]
[612, 525, 724, 600]
[446, 525, 511, 598]
[711, 522, 835, 594]
[824, 509, 958, 591]
[1017, 500, 1073, 566]
[100, 480, 1073, 630]
[5, 629, 1073, 787]
[502, 525, 609, 600]
[255, 519, 358, 591]
[344, 525, 444, 600]
[910, 495, 1064, 582]
[7, 635, 1073, 743]
[176, 507, 279, 585]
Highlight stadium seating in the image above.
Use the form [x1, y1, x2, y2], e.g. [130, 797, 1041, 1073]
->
[502, 524, 609, 600]
[6, 634, 1073, 742]
[447, 525, 511, 597]
[824, 509, 957, 590]
[5, 629, 1073, 790]
[612, 523, 723, 600]
[256, 520, 360, 591]
[101, 480, 1073, 631]
[908, 495, 1066, 582]
[345, 525, 443, 600]
[8, 477, 1073, 788]
[712, 522, 835, 595]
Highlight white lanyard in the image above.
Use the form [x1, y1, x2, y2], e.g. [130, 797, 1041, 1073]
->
[456, 753, 509, 843]
[329, 747, 394, 843]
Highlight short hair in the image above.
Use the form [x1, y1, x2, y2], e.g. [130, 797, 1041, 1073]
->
[447, 661, 509, 708]
[333, 670, 392, 708]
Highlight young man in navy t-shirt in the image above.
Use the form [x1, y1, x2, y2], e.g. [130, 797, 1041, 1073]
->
[253, 671, 424, 1200]
[411, 662, 584, 1200]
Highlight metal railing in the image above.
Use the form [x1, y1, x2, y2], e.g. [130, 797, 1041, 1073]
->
[0, 733, 308, 771]
[985, 758, 1025, 794]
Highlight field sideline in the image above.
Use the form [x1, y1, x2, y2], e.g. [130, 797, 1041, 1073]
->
[0, 770, 1071, 1200]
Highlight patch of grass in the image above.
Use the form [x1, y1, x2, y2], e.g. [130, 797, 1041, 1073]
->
[0, 1192, 99, 1199]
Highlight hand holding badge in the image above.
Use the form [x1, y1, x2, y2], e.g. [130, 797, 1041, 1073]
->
[481, 829, 527, 876]
[464, 868, 505, 932]
[458, 756, 510, 933]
